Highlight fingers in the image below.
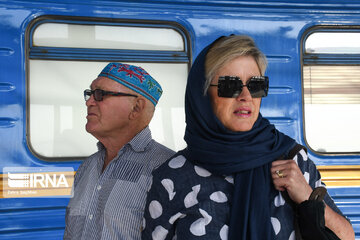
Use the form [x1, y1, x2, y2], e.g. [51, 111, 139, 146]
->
[271, 169, 287, 191]
[271, 159, 300, 182]
[275, 170, 284, 178]
[271, 159, 291, 167]
[271, 159, 313, 203]
[271, 160, 291, 179]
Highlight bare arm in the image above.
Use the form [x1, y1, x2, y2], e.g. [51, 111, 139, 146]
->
[324, 204, 354, 240]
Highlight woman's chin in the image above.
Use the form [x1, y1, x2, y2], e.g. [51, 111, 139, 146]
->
[226, 123, 254, 132]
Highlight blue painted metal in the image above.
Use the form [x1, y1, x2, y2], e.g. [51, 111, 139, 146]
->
[0, 0, 359, 238]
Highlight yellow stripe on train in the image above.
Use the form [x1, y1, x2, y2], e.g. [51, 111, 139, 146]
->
[318, 165, 360, 187]
[1, 166, 359, 198]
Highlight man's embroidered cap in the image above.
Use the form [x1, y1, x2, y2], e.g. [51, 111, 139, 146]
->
[98, 62, 163, 106]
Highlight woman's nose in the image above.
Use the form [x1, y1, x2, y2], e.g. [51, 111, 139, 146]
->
[235, 86, 252, 101]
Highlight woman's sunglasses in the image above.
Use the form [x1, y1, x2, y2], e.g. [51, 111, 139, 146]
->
[84, 89, 138, 101]
[210, 76, 269, 98]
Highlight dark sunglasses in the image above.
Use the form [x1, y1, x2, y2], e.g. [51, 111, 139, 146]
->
[210, 76, 269, 98]
[84, 89, 138, 101]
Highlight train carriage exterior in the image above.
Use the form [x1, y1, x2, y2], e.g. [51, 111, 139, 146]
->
[0, 0, 359, 239]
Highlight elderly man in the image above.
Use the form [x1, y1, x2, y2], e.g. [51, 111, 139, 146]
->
[64, 63, 175, 240]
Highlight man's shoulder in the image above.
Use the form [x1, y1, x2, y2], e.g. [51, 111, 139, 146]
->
[150, 140, 175, 155]
[147, 140, 175, 164]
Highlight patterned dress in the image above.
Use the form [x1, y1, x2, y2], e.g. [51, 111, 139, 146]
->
[142, 148, 343, 240]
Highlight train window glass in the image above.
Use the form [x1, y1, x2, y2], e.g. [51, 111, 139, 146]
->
[28, 20, 189, 159]
[29, 60, 187, 157]
[305, 32, 360, 54]
[303, 65, 360, 152]
[33, 23, 184, 51]
[303, 31, 360, 153]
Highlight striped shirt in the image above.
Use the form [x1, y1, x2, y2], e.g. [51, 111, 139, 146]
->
[64, 126, 175, 240]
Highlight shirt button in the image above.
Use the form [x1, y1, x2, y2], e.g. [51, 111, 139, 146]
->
[97, 185, 102, 190]
[89, 214, 93, 220]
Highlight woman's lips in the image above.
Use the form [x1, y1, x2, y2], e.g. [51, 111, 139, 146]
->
[233, 108, 251, 117]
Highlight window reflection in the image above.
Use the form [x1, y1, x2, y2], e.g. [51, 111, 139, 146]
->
[305, 32, 360, 54]
[303, 65, 360, 152]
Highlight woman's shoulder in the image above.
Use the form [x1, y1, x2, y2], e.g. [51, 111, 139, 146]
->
[152, 153, 233, 192]
[152, 154, 202, 181]
[292, 147, 316, 171]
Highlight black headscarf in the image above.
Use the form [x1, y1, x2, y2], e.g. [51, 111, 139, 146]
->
[181, 37, 296, 239]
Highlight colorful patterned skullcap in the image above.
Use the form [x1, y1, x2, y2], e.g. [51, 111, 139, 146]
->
[98, 62, 163, 106]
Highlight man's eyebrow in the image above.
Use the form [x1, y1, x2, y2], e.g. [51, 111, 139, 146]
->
[89, 80, 97, 89]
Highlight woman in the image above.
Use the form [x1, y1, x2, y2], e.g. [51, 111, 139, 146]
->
[142, 35, 354, 239]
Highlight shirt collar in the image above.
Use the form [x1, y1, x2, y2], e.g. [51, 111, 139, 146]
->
[96, 126, 152, 153]
[128, 126, 152, 152]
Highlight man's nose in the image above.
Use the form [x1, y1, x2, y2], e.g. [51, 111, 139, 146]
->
[86, 94, 96, 106]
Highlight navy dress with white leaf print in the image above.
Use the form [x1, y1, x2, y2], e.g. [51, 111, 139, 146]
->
[142, 149, 343, 240]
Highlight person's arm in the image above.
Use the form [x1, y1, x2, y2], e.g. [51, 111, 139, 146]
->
[324, 203, 354, 239]
[271, 159, 354, 240]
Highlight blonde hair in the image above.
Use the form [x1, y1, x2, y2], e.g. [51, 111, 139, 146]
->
[204, 35, 267, 95]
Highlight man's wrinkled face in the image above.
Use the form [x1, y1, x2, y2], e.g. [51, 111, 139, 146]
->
[85, 76, 137, 138]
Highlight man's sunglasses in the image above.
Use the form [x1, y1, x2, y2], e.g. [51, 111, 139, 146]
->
[84, 89, 138, 101]
[210, 76, 269, 98]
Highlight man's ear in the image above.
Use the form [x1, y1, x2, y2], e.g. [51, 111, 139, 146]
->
[129, 97, 145, 120]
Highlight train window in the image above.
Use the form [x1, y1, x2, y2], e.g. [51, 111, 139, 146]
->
[28, 19, 189, 159]
[305, 32, 360, 54]
[303, 30, 360, 153]
[33, 23, 184, 51]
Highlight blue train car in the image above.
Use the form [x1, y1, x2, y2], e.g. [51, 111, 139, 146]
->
[0, 0, 359, 239]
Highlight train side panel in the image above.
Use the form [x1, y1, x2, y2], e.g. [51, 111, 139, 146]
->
[0, 0, 359, 238]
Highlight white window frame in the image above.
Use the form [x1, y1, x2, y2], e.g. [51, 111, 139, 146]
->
[302, 27, 360, 154]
